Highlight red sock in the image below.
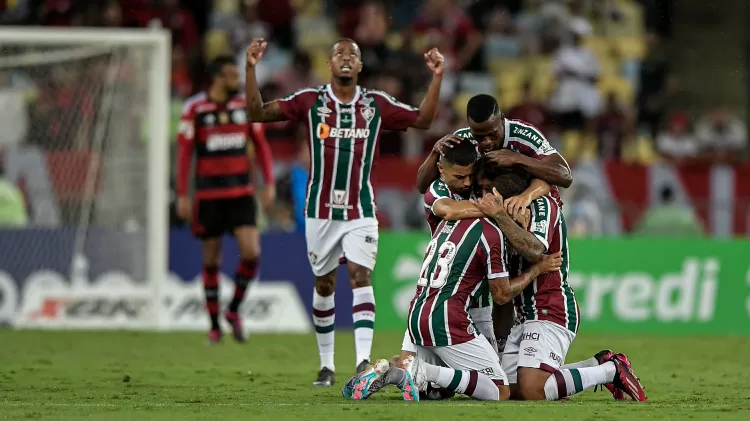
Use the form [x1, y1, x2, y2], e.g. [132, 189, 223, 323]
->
[202, 266, 220, 330]
[229, 259, 257, 312]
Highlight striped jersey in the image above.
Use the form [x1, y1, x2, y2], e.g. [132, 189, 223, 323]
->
[515, 195, 579, 333]
[407, 217, 509, 347]
[422, 178, 491, 308]
[277, 85, 419, 220]
[453, 118, 563, 206]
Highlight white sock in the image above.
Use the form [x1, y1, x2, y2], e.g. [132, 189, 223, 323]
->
[561, 357, 598, 370]
[544, 363, 616, 400]
[352, 286, 375, 366]
[312, 289, 335, 370]
[424, 363, 500, 401]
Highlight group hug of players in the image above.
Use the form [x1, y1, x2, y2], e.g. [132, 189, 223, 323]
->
[176, 35, 647, 403]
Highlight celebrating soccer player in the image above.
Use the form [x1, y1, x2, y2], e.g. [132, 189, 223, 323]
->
[176, 56, 275, 344]
[244, 38, 445, 386]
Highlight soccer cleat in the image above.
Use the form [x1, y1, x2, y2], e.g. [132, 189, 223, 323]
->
[208, 329, 222, 345]
[610, 353, 647, 402]
[401, 355, 428, 392]
[224, 311, 246, 343]
[313, 367, 335, 387]
[356, 359, 371, 374]
[349, 359, 391, 400]
[593, 349, 626, 400]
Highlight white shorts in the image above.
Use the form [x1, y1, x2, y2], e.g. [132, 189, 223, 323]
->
[400, 307, 498, 357]
[305, 217, 378, 276]
[416, 336, 508, 384]
[501, 320, 575, 384]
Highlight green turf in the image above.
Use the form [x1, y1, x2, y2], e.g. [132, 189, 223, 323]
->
[1, 331, 749, 420]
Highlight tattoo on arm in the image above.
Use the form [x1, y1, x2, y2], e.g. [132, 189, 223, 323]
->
[260, 102, 283, 122]
[490, 269, 539, 305]
[493, 212, 545, 262]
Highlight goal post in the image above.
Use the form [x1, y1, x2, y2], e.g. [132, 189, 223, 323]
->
[0, 27, 171, 329]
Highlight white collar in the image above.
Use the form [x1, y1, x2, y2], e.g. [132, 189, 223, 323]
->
[326, 84, 361, 105]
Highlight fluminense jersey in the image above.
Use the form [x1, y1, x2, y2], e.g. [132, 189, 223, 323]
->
[515, 195, 579, 333]
[277, 85, 419, 220]
[453, 119, 563, 206]
[407, 217, 509, 347]
[423, 178, 491, 308]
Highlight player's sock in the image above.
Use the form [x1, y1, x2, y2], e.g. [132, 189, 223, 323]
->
[424, 363, 501, 401]
[352, 286, 375, 365]
[544, 363, 616, 400]
[561, 357, 598, 370]
[202, 266, 220, 330]
[229, 259, 258, 312]
[313, 289, 335, 370]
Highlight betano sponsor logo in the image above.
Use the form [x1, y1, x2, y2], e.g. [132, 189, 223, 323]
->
[316, 123, 370, 139]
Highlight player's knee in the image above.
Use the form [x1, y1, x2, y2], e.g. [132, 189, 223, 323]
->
[348, 267, 371, 288]
[314, 272, 336, 296]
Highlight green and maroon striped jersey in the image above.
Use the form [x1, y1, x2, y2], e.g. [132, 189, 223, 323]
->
[514, 195, 579, 333]
[277, 85, 419, 220]
[453, 119, 563, 206]
[407, 217, 509, 347]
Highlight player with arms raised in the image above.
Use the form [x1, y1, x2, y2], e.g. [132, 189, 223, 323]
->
[245, 38, 445, 386]
[176, 55, 275, 344]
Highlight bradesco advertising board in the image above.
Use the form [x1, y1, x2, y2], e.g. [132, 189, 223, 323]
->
[0, 229, 356, 332]
[372, 234, 750, 334]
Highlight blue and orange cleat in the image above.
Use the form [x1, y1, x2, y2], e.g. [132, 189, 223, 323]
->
[348, 359, 391, 400]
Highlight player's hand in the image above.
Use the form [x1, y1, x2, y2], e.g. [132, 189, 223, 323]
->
[424, 48, 445, 76]
[504, 194, 532, 222]
[485, 149, 520, 167]
[535, 252, 563, 275]
[260, 184, 276, 210]
[474, 187, 506, 218]
[177, 196, 191, 222]
[512, 206, 530, 229]
[246, 39, 267, 67]
[433, 134, 462, 155]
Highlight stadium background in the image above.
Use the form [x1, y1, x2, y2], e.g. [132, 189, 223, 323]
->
[0, 0, 748, 336]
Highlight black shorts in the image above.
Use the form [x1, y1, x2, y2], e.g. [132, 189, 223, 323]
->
[192, 195, 257, 239]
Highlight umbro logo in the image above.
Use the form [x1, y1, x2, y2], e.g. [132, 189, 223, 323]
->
[524, 347, 537, 354]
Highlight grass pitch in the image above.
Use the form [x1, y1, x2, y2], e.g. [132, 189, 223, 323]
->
[1, 330, 749, 420]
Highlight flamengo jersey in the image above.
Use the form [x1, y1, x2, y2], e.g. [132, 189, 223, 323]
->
[515, 195, 579, 333]
[408, 217, 509, 347]
[277, 85, 419, 220]
[453, 118, 563, 206]
[176, 92, 274, 200]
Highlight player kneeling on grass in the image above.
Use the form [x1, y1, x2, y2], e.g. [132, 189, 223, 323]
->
[342, 207, 563, 401]
[473, 163, 647, 402]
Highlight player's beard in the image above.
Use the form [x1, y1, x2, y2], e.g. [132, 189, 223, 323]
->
[336, 75, 355, 85]
[225, 86, 239, 97]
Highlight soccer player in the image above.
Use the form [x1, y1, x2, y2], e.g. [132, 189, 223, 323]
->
[176, 55, 275, 344]
[244, 38, 445, 386]
[344, 201, 563, 401]
[474, 163, 647, 402]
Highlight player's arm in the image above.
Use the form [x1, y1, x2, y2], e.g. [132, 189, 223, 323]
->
[516, 153, 573, 188]
[504, 178, 551, 220]
[176, 103, 196, 220]
[416, 134, 463, 194]
[245, 39, 286, 123]
[432, 198, 484, 221]
[411, 48, 445, 129]
[248, 123, 274, 185]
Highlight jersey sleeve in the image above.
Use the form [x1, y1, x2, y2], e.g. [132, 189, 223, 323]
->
[276, 89, 316, 121]
[508, 120, 558, 159]
[248, 122, 274, 185]
[175, 100, 196, 196]
[482, 222, 509, 280]
[528, 196, 559, 252]
[423, 179, 452, 214]
[371, 91, 419, 131]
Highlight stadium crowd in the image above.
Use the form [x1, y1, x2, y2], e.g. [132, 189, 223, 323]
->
[0, 0, 748, 236]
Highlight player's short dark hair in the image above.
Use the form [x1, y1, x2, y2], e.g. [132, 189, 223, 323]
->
[467, 94, 500, 123]
[209, 55, 236, 76]
[441, 137, 478, 167]
[489, 167, 532, 198]
[330, 38, 360, 58]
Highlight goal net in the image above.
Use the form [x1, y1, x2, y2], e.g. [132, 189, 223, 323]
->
[0, 28, 170, 329]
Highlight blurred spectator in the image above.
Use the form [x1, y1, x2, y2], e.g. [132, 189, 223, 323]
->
[272, 50, 322, 96]
[548, 21, 601, 131]
[506, 80, 549, 131]
[516, 0, 571, 54]
[289, 139, 310, 233]
[225, 0, 271, 57]
[0, 160, 28, 227]
[100, 1, 123, 27]
[637, 32, 672, 138]
[38, 0, 75, 26]
[257, 0, 295, 49]
[171, 46, 193, 99]
[372, 71, 408, 156]
[594, 92, 630, 160]
[407, 0, 482, 72]
[634, 186, 703, 237]
[482, 6, 523, 59]
[355, 1, 397, 83]
[150, 0, 199, 50]
[696, 108, 748, 163]
[656, 112, 699, 163]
